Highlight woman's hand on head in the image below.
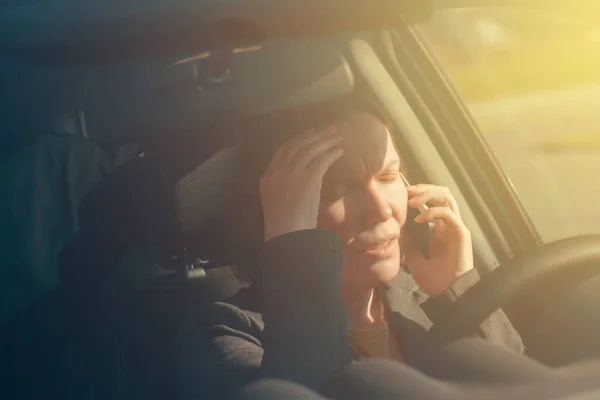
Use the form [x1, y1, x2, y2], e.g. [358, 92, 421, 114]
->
[403, 184, 474, 297]
[260, 126, 344, 243]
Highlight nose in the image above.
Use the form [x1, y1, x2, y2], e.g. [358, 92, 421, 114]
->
[362, 182, 393, 226]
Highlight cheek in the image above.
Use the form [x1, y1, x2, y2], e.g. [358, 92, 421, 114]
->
[317, 200, 349, 238]
[389, 183, 408, 225]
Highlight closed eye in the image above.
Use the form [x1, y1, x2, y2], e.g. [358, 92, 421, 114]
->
[378, 171, 400, 183]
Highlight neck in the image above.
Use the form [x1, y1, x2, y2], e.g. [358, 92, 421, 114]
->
[341, 287, 384, 329]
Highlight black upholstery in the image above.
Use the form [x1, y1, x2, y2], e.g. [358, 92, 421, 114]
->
[2, 143, 244, 400]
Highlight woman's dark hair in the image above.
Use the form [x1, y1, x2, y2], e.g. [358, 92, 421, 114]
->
[226, 95, 406, 283]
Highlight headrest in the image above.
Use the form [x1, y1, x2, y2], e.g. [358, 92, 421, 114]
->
[174, 146, 238, 234]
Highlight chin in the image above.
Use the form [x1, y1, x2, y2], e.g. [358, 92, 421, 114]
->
[368, 259, 401, 285]
[348, 253, 401, 288]
[342, 244, 401, 289]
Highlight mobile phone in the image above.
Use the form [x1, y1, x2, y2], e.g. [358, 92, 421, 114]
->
[405, 205, 433, 259]
[401, 174, 433, 259]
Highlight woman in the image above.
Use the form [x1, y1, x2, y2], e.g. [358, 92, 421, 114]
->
[177, 99, 525, 399]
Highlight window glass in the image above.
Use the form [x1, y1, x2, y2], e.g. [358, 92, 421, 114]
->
[416, 7, 600, 243]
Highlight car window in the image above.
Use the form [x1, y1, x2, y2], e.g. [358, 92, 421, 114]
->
[415, 7, 600, 243]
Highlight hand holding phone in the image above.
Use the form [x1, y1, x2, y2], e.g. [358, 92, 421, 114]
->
[400, 177, 475, 296]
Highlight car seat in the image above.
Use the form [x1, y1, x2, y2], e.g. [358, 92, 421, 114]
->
[2, 143, 245, 400]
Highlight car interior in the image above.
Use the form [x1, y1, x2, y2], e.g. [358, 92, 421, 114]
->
[2, 1, 600, 399]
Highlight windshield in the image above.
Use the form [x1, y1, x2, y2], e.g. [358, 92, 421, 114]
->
[415, 6, 600, 243]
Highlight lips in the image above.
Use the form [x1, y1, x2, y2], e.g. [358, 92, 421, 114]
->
[357, 236, 399, 258]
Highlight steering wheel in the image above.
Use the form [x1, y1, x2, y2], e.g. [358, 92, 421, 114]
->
[421, 235, 600, 347]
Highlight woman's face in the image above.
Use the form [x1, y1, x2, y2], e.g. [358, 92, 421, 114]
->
[317, 112, 408, 290]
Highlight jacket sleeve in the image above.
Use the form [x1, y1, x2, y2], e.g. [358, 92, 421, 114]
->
[177, 229, 353, 400]
[420, 269, 525, 353]
[259, 230, 353, 386]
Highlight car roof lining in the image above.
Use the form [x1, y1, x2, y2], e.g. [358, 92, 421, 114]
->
[2, 0, 588, 66]
[80, 36, 356, 142]
[1, 32, 366, 145]
[0, 0, 434, 64]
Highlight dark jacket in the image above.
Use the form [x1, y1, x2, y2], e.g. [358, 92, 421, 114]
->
[177, 230, 523, 399]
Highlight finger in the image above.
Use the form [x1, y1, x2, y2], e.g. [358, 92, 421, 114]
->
[406, 183, 436, 193]
[407, 184, 455, 197]
[271, 126, 336, 169]
[268, 128, 313, 167]
[308, 147, 344, 177]
[290, 134, 343, 171]
[408, 186, 460, 216]
[414, 206, 468, 235]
